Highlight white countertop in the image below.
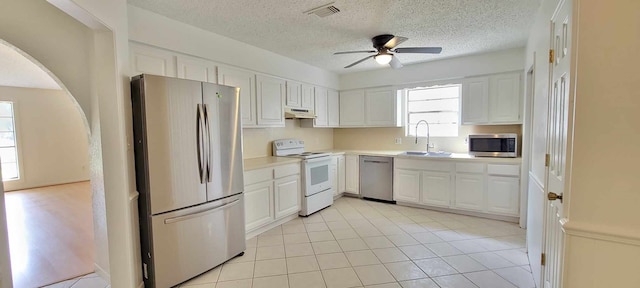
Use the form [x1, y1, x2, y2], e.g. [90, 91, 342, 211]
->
[320, 149, 522, 164]
[243, 157, 301, 171]
[243, 149, 521, 171]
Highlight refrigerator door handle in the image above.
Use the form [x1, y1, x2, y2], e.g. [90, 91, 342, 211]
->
[204, 103, 212, 182]
[196, 104, 205, 184]
[163, 198, 241, 224]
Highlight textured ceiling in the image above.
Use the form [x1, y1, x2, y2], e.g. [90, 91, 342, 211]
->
[0, 44, 60, 90]
[128, 0, 540, 74]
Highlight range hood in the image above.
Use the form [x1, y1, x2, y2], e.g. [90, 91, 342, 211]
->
[284, 107, 316, 119]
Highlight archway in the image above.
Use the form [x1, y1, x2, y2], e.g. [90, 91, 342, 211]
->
[0, 40, 105, 287]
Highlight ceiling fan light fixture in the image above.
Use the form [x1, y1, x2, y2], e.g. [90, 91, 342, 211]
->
[374, 53, 392, 65]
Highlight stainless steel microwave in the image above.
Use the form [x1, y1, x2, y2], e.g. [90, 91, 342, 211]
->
[468, 134, 518, 158]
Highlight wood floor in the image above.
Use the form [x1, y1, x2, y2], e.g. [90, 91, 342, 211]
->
[5, 181, 94, 288]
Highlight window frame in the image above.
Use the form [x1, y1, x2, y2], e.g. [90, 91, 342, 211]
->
[402, 82, 462, 138]
[0, 101, 21, 182]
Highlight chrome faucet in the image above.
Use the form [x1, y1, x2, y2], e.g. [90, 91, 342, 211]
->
[415, 120, 431, 153]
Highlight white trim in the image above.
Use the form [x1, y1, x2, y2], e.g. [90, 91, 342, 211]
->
[246, 213, 299, 240]
[562, 220, 640, 246]
[395, 201, 519, 223]
[94, 263, 110, 284]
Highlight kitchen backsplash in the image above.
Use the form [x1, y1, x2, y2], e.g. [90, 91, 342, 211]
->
[242, 119, 334, 158]
[333, 125, 522, 154]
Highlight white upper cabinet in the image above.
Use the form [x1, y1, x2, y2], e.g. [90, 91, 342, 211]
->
[256, 74, 286, 127]
[365, 87, 397, 127]
[314, 86, 329, 127]
[489, 73, 521, 123]
[218, 65, 257, 127]
[130, 44, 177, 77]
[327, 89, 340, 127]
[339, 90, 365, 126]
[176, 55, 217, 83]
[301, 84, 315, 110]
[339, 87, 399, 127]
[461, 72, 522, 125]
[461, 76, 490, 124]
[286, 81, 302, 108]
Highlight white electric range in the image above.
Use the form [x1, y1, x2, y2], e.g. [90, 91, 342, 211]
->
[273, 139, 333, 216]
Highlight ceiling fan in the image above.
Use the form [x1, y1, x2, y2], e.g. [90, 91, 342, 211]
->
[334, 34, 442, 69]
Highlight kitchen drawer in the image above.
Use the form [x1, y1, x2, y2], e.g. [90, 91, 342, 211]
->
[245, 167, 273, 185]
[487, 164, 520, 176]
[274, 163, 300, 178]
[456, 163, 486, 173]
[395, 158, 453, 172]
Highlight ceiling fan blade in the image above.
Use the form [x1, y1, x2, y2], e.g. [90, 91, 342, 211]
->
[334, 50, 376, 55]
[384, 36, 408, 49]
[393, 47, 442, 54]
[345, 55, 374, 68]
[389, 56, 403, 69]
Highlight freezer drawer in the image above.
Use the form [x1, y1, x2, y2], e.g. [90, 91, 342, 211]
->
[148, 194, 246, 288]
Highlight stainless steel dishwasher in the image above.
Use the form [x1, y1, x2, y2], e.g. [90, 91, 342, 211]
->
[359, 156, 395, 203]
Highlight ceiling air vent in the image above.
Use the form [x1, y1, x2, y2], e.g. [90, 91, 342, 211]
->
[304, 2, 340, 18]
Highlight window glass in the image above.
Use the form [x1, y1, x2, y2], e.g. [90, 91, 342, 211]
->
[0, 102, 19, 180]
[405, 85, 460, 137]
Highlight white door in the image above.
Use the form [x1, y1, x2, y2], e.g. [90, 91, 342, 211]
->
[365, 87, 396, 126]
[256, 75, 285, 127]
[394, 169, 420, 203]
[327, 89, 340, 127]
[338, 156, 346, 193]
[461, 77, 489, 124]
[217, 66, 257, 127]
[420, 171, 451, 207]
[286, 81, 301, 108]
[176, 55, 217, 83]
[454, 173, 484, 211]
[344, 155, 359, 194]
[543, 1, 572, 287]
[314, 86, 328, 127]
[274, 175, 300, 219]
[339, 90, 365, 126]
[244, 181, 274, 231]
[487, 176, 520, 215]
[301, 84, 315, 110]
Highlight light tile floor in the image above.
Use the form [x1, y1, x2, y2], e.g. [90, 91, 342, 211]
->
[42, 273, 109, 288]
[180, 197, 534, 288]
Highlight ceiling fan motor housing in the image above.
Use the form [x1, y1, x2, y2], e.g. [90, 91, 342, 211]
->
[372, 34, 396, 50]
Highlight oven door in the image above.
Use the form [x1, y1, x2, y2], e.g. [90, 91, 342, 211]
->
[303, 157, 332, 196]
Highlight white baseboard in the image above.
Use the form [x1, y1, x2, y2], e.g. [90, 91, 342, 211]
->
[246, 213, 299, 239]
[395, 201, 520, 223]
[94, 263, 110, 284]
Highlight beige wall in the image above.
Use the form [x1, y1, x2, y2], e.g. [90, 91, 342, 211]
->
[0, 86, 89, 191]
[243, 120, 334, 158]
[334, 125, 521, 154]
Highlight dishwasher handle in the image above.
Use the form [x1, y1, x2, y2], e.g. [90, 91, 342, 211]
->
[363, 160, 390, 164]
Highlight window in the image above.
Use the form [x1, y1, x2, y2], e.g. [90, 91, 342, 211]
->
[405, 84, 460, 137]
[0, 102, 19, 180]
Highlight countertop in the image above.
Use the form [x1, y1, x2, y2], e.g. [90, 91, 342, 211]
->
[243, 150, 521, 171]
[243, 156, 301, 171]
[319, 149, 522, 164]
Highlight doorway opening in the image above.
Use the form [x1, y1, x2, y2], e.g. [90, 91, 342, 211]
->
[0, 42, 102, 288]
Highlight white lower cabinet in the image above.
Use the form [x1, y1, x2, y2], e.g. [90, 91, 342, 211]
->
[454, 173, 485, 211]
[338, 155, 346, 194]
[393, 169, 420, 203]
[244, 163, 300, 233]
[345, 155, 359, 194]
[274, 175, 301, 218]
[420, 171, 451, 207]
[393, 158, 520, 218]
[244, 181, 274, 231]
[331, 156, 339, 196]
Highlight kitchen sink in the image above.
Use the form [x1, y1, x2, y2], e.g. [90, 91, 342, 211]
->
[401, 151, 452, 157]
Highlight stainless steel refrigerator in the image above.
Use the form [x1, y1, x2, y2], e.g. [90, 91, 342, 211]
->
[131, 74, 245, 288]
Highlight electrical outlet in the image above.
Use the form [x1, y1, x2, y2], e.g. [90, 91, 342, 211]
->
[395, 138, 402, 144]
